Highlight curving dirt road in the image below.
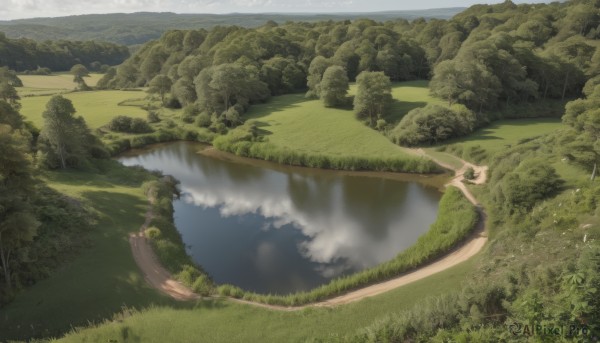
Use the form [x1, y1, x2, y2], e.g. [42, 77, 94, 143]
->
[129, 210, 199, 301]
[129, 149, 489, 309]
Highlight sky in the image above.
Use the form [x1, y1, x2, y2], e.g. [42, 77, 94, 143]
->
[0, 0, 552, 20]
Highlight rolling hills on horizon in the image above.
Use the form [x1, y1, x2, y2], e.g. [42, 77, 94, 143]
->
[0, 8, 465, 46]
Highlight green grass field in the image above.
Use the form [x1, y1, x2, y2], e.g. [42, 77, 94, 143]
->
[0, 163, 180, 340]
[17, 73, 104, 96]
[387, 80, 443, 123]
[57, 260, 476, 343]
[444, 118, 564, 155]
[19, 90, 148, 129]
[246, 85, 426, 160]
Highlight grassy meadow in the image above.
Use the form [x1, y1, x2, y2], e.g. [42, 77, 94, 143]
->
[18, 73, 104, 96]
[245, 82, 437, 160]
[57, 260, 476, 343]
[444, 118, 564, 155]
[19, 90, 148, 129]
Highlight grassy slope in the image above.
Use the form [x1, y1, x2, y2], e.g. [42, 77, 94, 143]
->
[18, 74, 104, 97]
[443, 118, 564, 156]
[58, 260, 476, 343]
[387, 80, 443, 123]
[0, 164, 178, 341]
[245, 82, 437, 159]
[19, 90, 147, 129]
[435, 118, 589, 184]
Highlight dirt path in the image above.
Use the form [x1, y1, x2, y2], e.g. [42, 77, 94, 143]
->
[128, 149, 489, 309]
[129, 210, 199, 301]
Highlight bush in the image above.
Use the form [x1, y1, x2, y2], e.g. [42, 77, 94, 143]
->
[195, 112, 211, 127]
[464, 167, 475, 180]
[391, 104, 477, 146]
[493, 159, 562, 213]
[130, 118, 153, 133]
[108, 115, 132, 131]
[143, 179, 215, 296]
[213, 127, 440, 174]
[108, 115, 153, 133]
[145, 226, 161, 239]
[147, 111, 160, 123]
[164, 96, 181, 109]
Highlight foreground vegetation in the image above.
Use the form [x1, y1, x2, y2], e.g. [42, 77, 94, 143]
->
[438, 118, 566, 164]
[57, 261, 476, 343]
[0, 163, 182, 340]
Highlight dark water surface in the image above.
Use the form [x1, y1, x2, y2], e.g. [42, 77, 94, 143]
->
[118, 142, 443, 294]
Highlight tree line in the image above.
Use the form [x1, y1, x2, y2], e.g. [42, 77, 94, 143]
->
[0, 71, 110, 303]
[97, 0, 599, 146]
[0, 33, 130, 72]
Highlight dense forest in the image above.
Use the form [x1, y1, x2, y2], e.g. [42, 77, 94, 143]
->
[98, 0, 599, 149]
[0, 9, 463, 46]
[0, 33, 129, 72]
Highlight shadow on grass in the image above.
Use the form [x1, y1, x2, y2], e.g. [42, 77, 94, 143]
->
[247, 93, 313, 120]
[44, 169, 117, 189]
[386, 100, 428, 124]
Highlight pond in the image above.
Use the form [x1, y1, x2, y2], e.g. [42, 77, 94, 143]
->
[118, 142, 444, 295]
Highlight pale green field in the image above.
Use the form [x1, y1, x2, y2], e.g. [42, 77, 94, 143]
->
[388, 80, 443, 123]
[20, 73, 103, 89]
[20, 90, 148, 129]
[445, 118, 565, 156]
[245, 82, 437, 159]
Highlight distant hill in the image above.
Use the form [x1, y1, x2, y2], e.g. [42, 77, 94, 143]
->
[0, 9, 465, 46]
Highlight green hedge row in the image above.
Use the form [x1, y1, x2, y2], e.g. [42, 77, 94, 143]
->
[213, 136, 440, 174]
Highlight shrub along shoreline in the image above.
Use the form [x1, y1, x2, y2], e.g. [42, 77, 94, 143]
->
[212, 129, 440, 174]
[141, 177, 214, 295]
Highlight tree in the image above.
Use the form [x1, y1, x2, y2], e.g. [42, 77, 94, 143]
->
[353, 71, 392, 127]
[0, 82, 20, 108]
[171, 78, 197, 106]
[319, 66, 349, 108]
[70, 64, 90, 90]
[148, 75, 173, 103]
[210, 63, 249, 112]
[0, 100, 23, 129]
[0, 67, 23, 87]
[430, 59, 501, 112]
[0, 126, 39, 291]
[70, 64, 89, 79]
[38, 96, 89, 169]
[196, 63, 268, 116]
[391, 104, 477, 146]
[306, 56, 332, 98]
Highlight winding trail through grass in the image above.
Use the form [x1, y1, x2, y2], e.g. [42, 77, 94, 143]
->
[128, 149, 489, 310]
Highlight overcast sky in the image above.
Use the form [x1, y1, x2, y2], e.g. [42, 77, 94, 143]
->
[0, 0, 552, 20]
